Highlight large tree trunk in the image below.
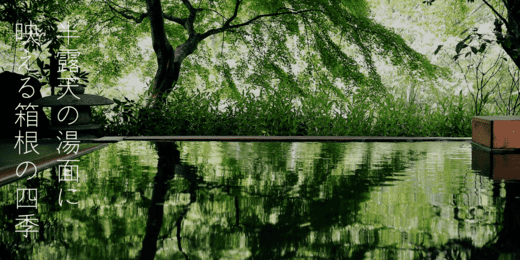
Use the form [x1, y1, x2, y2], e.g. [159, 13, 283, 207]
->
[494, 0, 520, 70]
[145, 0, 199, 109]
[145, 0, 175, 109]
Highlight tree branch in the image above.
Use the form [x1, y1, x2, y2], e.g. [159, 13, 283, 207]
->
[200, 8, 320, 41]
[105, 0, 186, 28]
[181, 0, 196, 14]
[162, 13, 187, 29]
[224, 0, 242, 28]
[469, 3, 484, 16]
[83, 15, 116, 41]
[180, 0, 201, 35]
[105, 0, 148, 23]
[87, 16, 117, 42]
[481, 0, 509, 29]
[227, 8, 318, 30]
[201, 8, 226, 20]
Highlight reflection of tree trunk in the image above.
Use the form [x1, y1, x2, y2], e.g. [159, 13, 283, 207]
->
[173, 163, 199, 260]
[138, 142, 180, 260]
[418, 183, 520, 259]
[494, 183, 520, 255]
[138, 142, 200, 260]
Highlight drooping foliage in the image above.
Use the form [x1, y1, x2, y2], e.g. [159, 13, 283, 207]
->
[2, 0, 448, 109]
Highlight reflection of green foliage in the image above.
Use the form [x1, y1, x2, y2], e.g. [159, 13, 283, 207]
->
[0, 141, 508, 259]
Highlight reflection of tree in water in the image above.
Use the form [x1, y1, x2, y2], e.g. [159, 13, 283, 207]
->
[141, 142, 431, 259]
[237, 144, 428, 259]
[1, 165, 84, 259]
[2, 142, 517, 259]
[138, 141, 199, 260]
[409, 181, 520, 260]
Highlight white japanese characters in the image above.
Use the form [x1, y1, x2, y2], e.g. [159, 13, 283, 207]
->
[14, 20, 83, 238]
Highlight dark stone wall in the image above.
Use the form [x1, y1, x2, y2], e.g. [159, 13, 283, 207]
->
[0, 71, 51, 139]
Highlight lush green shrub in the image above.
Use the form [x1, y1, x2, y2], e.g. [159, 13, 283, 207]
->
[91, 84, 478, 137]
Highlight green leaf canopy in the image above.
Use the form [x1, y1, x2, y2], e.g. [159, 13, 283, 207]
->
[3, 0, 446, 105]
